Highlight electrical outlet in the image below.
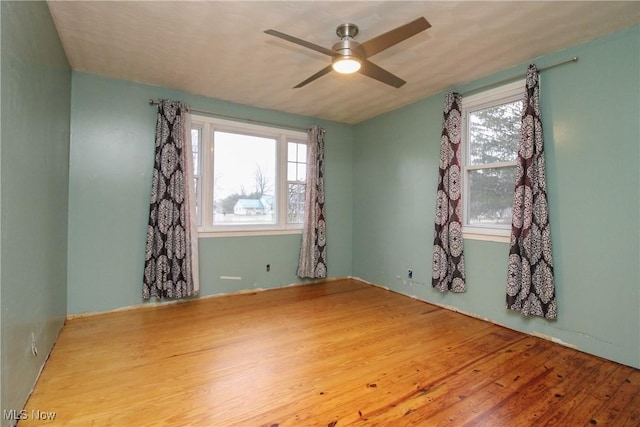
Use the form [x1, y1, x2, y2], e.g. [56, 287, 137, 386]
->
[408, 269, 413, 279]
[266, 264, 270, 272]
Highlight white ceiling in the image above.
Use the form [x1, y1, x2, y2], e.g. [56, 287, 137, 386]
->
[47, 1, 640, 124]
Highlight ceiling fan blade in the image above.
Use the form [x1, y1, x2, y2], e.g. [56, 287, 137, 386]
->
[294, 65, 333, 88]
[359, 17, 431, 58]
[264, 29, 336, 57]
[359, 59, 406, 88]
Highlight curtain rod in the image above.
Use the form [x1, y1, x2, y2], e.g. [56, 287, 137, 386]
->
[460, 56, 579, 97]
[148, 99, 309, 133]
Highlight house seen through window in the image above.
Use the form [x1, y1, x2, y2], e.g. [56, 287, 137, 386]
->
[462, 80, 524, 241]
[190, 115, 307, 235]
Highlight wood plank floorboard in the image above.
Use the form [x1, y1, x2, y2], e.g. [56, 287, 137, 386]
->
[21, 279, 639, 426]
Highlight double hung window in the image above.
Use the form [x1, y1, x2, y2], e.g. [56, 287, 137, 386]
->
[461, 80, 524, 242]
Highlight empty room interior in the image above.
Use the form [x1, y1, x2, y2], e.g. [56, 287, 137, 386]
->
[1, 1, 639, 426]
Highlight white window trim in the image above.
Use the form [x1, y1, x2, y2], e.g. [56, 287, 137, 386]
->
[191, 115, 307, 237]
[461, 79, 524, 243]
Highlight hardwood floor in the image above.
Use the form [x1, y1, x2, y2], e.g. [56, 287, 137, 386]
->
[22, 279, 639, 426]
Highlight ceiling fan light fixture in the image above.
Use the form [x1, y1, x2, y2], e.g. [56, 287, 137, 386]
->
[332, 56, 361, 74]
[265, 17, 430, 87]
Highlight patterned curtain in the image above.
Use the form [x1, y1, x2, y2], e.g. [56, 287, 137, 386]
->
[297, 126, 327, 279]
[506, 65, 557, 319]
[143, 100, 200, 299]
[432, 93, 466, 292]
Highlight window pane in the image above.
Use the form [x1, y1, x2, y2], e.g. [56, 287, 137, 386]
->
[297, 164, 306, 182]
[468, 166, 516, 226]
[213, 131, 276, 225]
[288, 142, 297, 161]
[287, 141, 307, 182]
[287, 162, 296, 181]
[194, 176, 201, 226]
[191, 128, 201, 226]
[469, 100, 522, 165]
[191, 128, 200, 175]
[297, 144, 307, 163]
[288, 183, 306, 223]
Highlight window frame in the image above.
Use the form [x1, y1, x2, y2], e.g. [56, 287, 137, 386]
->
[461, 79, 524, 243]
[190, 114, 307, 237]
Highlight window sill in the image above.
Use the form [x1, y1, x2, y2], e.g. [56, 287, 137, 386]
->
[198, 228, 303, 238]
[462, 226, 511, 243]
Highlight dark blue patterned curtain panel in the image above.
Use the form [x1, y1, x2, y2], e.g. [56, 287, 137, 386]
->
[143, 100, 199, 299]
[432, 93, 466, 292]
[297, 126, 327, 279]
[506, 65, 557, 318]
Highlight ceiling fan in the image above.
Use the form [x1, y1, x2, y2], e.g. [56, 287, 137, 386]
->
[264, 17, 431, 89]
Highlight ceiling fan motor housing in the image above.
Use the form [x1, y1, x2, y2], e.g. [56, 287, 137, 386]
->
[336, 23, 359, 39]
[333, 24, 364, 59]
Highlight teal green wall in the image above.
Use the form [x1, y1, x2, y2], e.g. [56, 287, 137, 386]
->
[67, 72, 353, 314]
[2, 9, 637, 420]
[0, 1, 71, 419]
[353, 26, 640, 368]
